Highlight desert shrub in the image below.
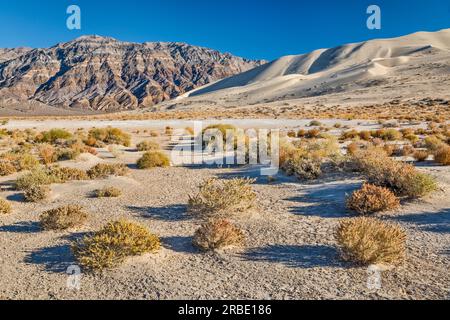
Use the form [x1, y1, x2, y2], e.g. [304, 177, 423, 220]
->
[149, 130, 159, 137]
[193, 219, 245, 251]
[15, 167, 61, 190]
[353, 148, 437, 198]
[287, 130, 297, 138]
[336, 217, 406, 266]
[297, 129, 306, 138]
[346, 184, 400, 215]
[413, 150, 429, 162]
[88, 128, 131, 147]
[358, 131, 372, 141]
[24, 184, 51, 202]
[39, 205, 88, 231]
[136, 140, 161, 152]
[202, 124, 237, 148]
[95, 186, 122, 198]
[434, 146, 450, 165]
[424, 135, 445, 152]
[380, 129, 402, 141]
[305, 129, 321, 139]
[38, 129, 72, 144]
[49, 166, 89, 182]
[38, 144, 57, 164]
[401, 145, 415, 156]
[56, 148, 81, 161]
[341, 130, 360, 140]
[281, 154, 322, 180]
[72, 220, 160, 271]
[0, 198, 12, 215]
[137, 151, 170, 169]
[188, 178, 256, 218]
[309, 120, 322, 127]
[17, 154, 39, 171]
[87, 163, 129, 179]
[0, 160, 17, 176]
[185, 127, 194, 135]
[404, 134, 419, 143]
[165, 126, 174, 136]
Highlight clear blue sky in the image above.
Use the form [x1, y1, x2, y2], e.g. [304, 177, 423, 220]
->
[0, 0, 449, 60]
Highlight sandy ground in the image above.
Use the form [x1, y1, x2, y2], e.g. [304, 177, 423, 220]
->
[0, 125, 449, 300]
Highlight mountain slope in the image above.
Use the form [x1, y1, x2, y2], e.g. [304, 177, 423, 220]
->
[0, 36, 265, 111]
[179, 29, 450, 108]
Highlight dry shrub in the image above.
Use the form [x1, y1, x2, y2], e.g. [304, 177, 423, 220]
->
[38, 144, 57, 164]
[87, 163, 129, 179]
[88, 128, 131, 147]
[56, 148, 80, 161]
[49, 166, 89, 182]
[95, 186, 122, 198]
[72, 220, 160, 271]
[136, 140, 161, 152]
[434, 146, 450, 165]
[165, 126, 174, 136]
[287, 130, 297, 138]
[0, 160, 16, 176]
[336, 217, 406, 266]
[353, 148, 437, 198]
[346, 184, 400, 215]
[424, 135, 445, 152]
[346, 142, 359, 156]
[401, 145, 414, 156]
[149, 130, 159, 137]
[40, 205, 88, 231]
[24, 184, 51, 202]
[305, 128, 320, 139]
[185, 127, 194, 135]
[281, 154, 322, 180]
[413, 150, 429, 162]
[0, 198, 12, 215]
[188, 178, 256, 218]
[358, 131, 372, 141]
[37, 129, 72, 144]
[193, 219, 245, 251]
[17, 154, 40, 171]
[137, 151, 170, 169]
[15, 167, 61, 190]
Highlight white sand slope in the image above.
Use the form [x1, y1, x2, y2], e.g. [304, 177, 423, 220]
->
[167, 29, 450, 109]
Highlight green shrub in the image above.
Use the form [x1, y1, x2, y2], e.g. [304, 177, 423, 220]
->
[95, 186, 122, 198]
[87, 163, 129, 179]
[137, 151, 170, 169]
[88, 128, 131, 147]
[40, 205, 88, 231]
[136, 140, 161, 152]
[188, 178, 256, 218]
[336, 217, 406, 266]
[38, 129, 73, 143]
[72, 220, 160, 271]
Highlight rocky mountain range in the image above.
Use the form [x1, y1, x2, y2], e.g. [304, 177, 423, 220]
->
[0, 36, 265, 112]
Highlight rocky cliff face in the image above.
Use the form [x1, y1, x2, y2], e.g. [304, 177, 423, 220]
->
[0, 36, 265, 111]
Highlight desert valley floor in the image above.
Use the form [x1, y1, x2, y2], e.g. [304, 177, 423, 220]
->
[0, 119, 448, 300]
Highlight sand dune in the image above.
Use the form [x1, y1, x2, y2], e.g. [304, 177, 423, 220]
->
[176, 29, 450, 108]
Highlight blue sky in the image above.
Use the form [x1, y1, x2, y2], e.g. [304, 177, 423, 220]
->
[0, 0, 449, 60]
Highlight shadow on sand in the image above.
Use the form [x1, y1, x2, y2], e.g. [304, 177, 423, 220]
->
[0, 221, 41, 234]
[242, 244, 342, 269]
[389, 208, 450, 234]
[161, 236, 198, 254]
[24, 244, 75, 273]
[128, 204, 190, 221]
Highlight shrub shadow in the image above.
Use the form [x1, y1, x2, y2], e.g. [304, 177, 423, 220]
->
[6, 193, 25, 203]
[161, 236, 198, 254]
[128, 204, 190, 221]
[242, 244, 342, 268]
[0, 221, 41, 234]
[389, 208, 450, 234]
[24, 244, 75, 273]
[286, 181, 361, 218]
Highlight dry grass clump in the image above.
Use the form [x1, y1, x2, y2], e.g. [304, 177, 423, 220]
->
[336, 217, 406, 266]
[188, 178, 256, 218]
[95, 186, 122, 198]
[39, 205, 88, 231]
[413, 150, 429, 162]
[136, 151, 170, 169]
[24, 185, 51, 202]
[193, 219, 245, 251]
[15, 167, 61, 190]
[0, 198, 12, 215]
[434, 146, 450, 165]
[49, 166, 89, 182]
[281, 153, 322, 180]
[36, 129, 72, 144]
[346, 184, 400, 215]
[87, 163, 129, 179]
[353, 148, 437, 198]
[72, 220, 160, 271]
[38, 144, 57, 164]
[88, 127, 131, 147]
[17, 153, 40, 171]
[136, 140, 161, 151]
[202, 124, 237, 148]
[0, 160, 17, 176]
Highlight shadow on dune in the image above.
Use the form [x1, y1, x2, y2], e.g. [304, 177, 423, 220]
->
[242, 244, 342, 269]
[286, 181, 361, 218]
[128, 204, 190, 221]
[161, 236, 198, 254]
[0, 221, 41, 234]
[389, 208, 450, 234]
[24, 244, 75, 273]
[6, 193, 25, 203]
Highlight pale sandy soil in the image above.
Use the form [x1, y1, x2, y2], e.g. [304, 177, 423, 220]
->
[0, 125, 449, 300]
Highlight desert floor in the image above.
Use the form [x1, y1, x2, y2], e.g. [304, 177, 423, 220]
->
[0, 120, 449, 300]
